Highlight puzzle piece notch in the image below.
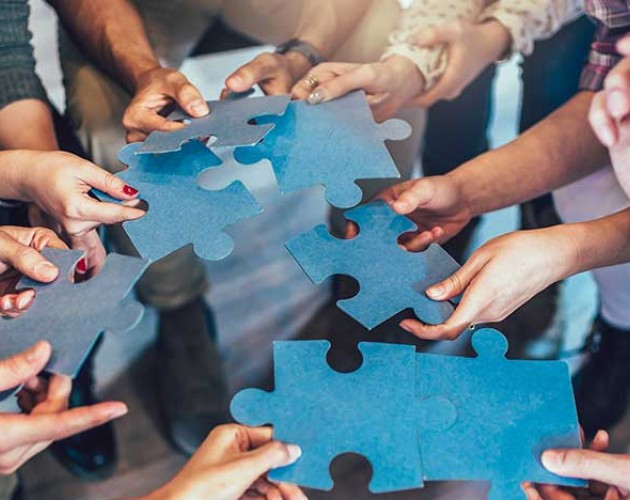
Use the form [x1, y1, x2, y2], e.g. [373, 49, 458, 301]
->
[416, 328, 585, 498]
[233, 91, 410, 209]
[137, 94, 290, 154]
[285, 201, 460, 329]
[0, 249, 149, 382]
[95, 141, 263, 262]
[231, 340, 455, 493]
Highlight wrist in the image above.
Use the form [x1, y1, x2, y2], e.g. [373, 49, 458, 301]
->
[384, 55, 426, 98]
[0, 150, 39, 202]
[129, 60, 164, 93]
[283, 51, 313, 82]
[479, 19, 512, 62]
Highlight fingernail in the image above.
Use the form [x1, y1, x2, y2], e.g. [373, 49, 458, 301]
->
[108, 405, 129, 419]
[427, 285, 444, 298]
[400, 322, 413, 333]
[26, 341, 46, 362]
[607, 90, 630, 118]
[287, 444, 302, 461]
[123, 185, 139, 196]
[190, 101, 209, 116]
[393, 200, 410, 212]
[17, 293, 34, 310]
[593, 429, 607, 443]
[227, 75, 244, 88]
[598, 125, 616, 147]
[35, 261, 59, 281]
[540, 450, 560, 470]
[307, 89, 326, 105]
[76, 258, 87, 274]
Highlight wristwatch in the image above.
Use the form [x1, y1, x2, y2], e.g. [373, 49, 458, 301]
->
[275, 38, 326, 66]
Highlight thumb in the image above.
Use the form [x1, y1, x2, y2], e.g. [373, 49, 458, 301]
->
[0, 341, 51, 391]
[412, 23, 459, 48]
[79, 163, 139, 201]
[542, 449, 630, 490]
[173, 80, 209, 118]
[0, 230, 59, 282]
[426, 256, 485, 301]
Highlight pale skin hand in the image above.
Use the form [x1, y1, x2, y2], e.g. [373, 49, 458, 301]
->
[408, 19, 511, 108]
[143, 425, 305, 500]
[291, 56, 426, 122]
[589, 34, 630, 198]
[0, 341, 128, 475]
[524, 431, 630, 499]
[0, 226, 67, 318]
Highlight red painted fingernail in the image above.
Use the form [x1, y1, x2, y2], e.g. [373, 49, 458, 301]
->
[123, 185, 139, 196]
[76, 258, 87, 274]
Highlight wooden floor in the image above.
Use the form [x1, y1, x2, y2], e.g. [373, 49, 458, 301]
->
[16, 2, 630, 499]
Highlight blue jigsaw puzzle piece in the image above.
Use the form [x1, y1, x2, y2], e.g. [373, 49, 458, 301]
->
[0, 249, 148, 384]
[138, 94, 290, 154]
[285, 201, 460, 329]
[97, 141, 263, 261]
[231, 340, 454, 493]
[234, 91, 411, 208]
[416, 329, 585, 499]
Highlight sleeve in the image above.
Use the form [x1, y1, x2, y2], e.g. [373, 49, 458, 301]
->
[478, 0, 583, 57]
[579, 2, 630, 92]
[0, 0, 48, 111]
[0, 200, 23, 208]
[380, 0, 487, 90]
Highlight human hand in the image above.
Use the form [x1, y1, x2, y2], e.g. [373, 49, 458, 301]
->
[523, 431, 630, 499]
[0, 226, 66, 318]
[147, 424, 304, 500]
[399, 228, 577, 340]
[223, 51, 312, 97]
[589, 34, 630, 197]
[124, 67, 209, 143]
[291, 56, 425, 122]
[0, 341, 128, 474]
[374, 175, 472, 250]
[17, 151, 144, 239]
[408, 19, 511, 108]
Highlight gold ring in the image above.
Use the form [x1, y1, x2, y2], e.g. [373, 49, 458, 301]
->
[303, 73, 319, 91]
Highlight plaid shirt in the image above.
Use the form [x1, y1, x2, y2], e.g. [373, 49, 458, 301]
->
[582, 0, 630, 90]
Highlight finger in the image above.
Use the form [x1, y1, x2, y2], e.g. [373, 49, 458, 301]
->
[521, 482, 543, 500]
[228, 441, 301, 485]
[249, 478, 282, 500]
[0, 341, 51, 391]
[542, 449, 630, 490]
[0, 402, 128, 449]
[401, 227, 444, 252]
[605, 87, 630, 120]
[123, 107, 185, 138]
[591, 430, 610, 452]
[411, 23, 461, 48]
[69, 199, 145, 228]
[0, 231, 59, 283]
[0, 290, 35, 317]
[306, 65, 378, 105]
[426, 254, 487, 301]
[277, 482, 308, 500]
[78, 163, 140, 201]
[389, 179, 439, 214]
[225, 53, 282, 93]
[536, 484, 575, 500]
[172, 80, 208, 118]
[291, 62, 358, 100]
[589, 91, 618, 147]
[617, 34, 630, 55]
[32, 374, 72, 414]
[415, 53, 465, 108]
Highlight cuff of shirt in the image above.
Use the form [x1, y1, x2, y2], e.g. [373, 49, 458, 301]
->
[381, 44, 446, 91]
[0, 67, 48, 111]
[579, 53, 622, 92]
[0, 200, 25, 208]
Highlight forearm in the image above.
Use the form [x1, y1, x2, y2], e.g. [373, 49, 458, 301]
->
[50, 0, 159, 93]
[0, 100, 57, 151]
[451, 91, 609, 216]
[292, 0, 371, 58]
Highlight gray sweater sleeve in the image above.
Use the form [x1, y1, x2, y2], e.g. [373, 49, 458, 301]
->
[0, 0, 48, 111]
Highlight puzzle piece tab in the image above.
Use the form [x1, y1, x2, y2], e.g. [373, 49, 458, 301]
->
[231, 340, 455, 493]
[100, 141, 263, 261]
[138, 94, 290, 154]
[0, 249, 148, 380]
[234, 91, 411, 208]
[285, 201, 461, 329]
[416, 329, 585, 499]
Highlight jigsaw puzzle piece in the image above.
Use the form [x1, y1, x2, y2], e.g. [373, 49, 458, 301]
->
[0, 249, 148, 380]
[416, 329, 585, 499]
[231, 340, 425, 493]
[234, 91, 410, 208]
[137, 94, 290, 154]
[286, 201, 460, 329]
[102, 142, 263, 261]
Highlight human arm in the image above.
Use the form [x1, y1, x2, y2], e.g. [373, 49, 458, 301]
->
[0, 341, 128, 474]
[50, 0, 209, 142]
[224, 0, 371, 95]
[141, 425, 304, 500]
[399, 208, 630, 340]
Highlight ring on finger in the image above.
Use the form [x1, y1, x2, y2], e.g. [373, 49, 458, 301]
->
[303, 73, 319, 90]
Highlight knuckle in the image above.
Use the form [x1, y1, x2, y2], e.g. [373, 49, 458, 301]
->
[2, 356, 27, 383]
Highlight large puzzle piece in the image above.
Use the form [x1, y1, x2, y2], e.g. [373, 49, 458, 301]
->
[0, 249, 148, 381]
[138, 94, 290, 154]
[233, 91, 411, 208]
[416, 329, 585, 499]
[285, 201, 461, 329]
[100, 141, 263, 261]
[231, 340, 455, 493]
